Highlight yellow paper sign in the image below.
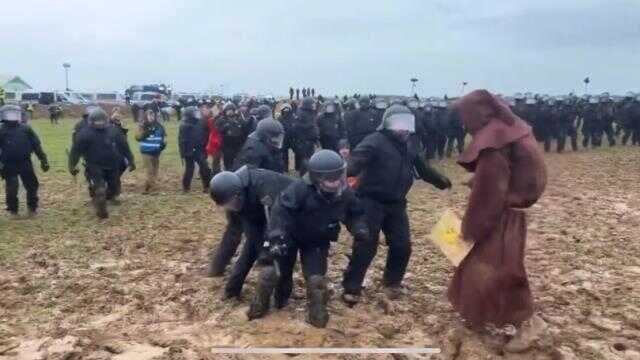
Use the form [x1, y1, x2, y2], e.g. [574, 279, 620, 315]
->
[429, 209, 473, 266]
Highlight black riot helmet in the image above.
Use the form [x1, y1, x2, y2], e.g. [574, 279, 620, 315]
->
[378, 104, 415, 142]
[209, 171, 244, 211]
[223, 102, 237, 116]
[323, 100, 338, 114]
[301, 96, 315, 111]
[0, 104, 23, 123]
[182, 106, 201, 123]
[308, 150, 347, 198]
[256, 104, 272, 120]
[83, 102, 99, 119]
[88, 108, 109, 130]
[256, 118, 285, 149]
[358, 96, 371, 110]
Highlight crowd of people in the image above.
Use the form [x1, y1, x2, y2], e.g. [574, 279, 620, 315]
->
[0, 87, 637, 351]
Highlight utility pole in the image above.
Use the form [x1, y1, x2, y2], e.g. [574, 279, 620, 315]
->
[63, 62, 71, 91]
[410, 78, 418, 96]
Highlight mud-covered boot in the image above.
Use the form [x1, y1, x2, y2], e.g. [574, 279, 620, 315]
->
[247, 266, 278, 320]
[306, 275, 329, 328]
[94, 188, 109, 219]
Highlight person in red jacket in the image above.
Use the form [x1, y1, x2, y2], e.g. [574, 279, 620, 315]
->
[202, 105, 222, 176]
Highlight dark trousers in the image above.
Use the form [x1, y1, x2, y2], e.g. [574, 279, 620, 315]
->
[293, 140, 315, 176]
[274, 243, 329, 307]
[557, 125, 578, 152]
[182, 155, 211, 191]
[342, 198, 411, 295]
[445, 133, 465, 157]
[435, 133, 447, 159]
[422, 134, 436, 160]
[221, 145, 242, 171]
[224, 219, 266, 297]
[3, 162, 39, 214]
[86, 166, 121, 200]
[320, 136, 339, 152]
[209, 211, 243, 276]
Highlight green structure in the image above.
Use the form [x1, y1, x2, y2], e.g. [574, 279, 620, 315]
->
[0, 74, 33, 92]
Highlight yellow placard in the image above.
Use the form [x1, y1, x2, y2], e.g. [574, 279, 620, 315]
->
[429, 209, 473, 266]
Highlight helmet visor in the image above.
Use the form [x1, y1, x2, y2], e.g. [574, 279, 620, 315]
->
[386, 113, 415, 132]
[2, 109, 21, 122]
[316, 167, 347, 194]
[375, 101, 388, 110]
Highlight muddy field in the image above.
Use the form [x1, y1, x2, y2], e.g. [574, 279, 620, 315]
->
[1, 120, 639, 359]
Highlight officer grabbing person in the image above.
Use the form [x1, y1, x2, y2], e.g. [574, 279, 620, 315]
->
[0, 105, 49, 218]
[207, 107, 286, 277]
[68, 108, 135, 219]
[248, 150, 369, 328]
[341, 105, 452, 304]
[208, 167, 295, 299]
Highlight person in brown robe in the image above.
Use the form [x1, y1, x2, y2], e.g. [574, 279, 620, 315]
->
[448, 89, 547, 333]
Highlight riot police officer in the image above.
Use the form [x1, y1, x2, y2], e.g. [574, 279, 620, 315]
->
[291, 97, 319, 176]
[216, 102, 249, 170]
[69, 108, 135, 219]
[178, 106, 211, 193]
[341, 105, 451, 304]
[209, 167, 295, 299]
[0, 105, 49, 217]
[249, 150, 369, 328]
[316, 100, 346, 152]
[345, 96, 380, 149]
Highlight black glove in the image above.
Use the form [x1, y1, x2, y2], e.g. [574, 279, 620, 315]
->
[128, 163, 136, 172]
[432, 175, 452, 190]
[69, 167, 79, 176]
[41, 162, 50, 172]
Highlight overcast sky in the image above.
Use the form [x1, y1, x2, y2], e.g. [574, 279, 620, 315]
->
[1, 0, 638, 97]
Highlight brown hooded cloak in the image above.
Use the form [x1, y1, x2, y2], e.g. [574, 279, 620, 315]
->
[448, 90, 547, 329]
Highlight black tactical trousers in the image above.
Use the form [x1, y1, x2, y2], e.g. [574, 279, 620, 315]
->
[320, 136, 339, 152]
[224, 219, 267, 297]
[182, 155, 211, 191]
[3, 162, 39, 214]
[86, 165, 121, 200]
[556, 125, 578, 152]
[274, 242, 330, 308]
[342, 197, 411, 295]
[221, 144, 242, 171]
[209, 211, 243, 276]
[422, 134, 436, 160]
[445, 133, 465, 157]
[435, 133, 447, 159]
[293, 140, 315, 176]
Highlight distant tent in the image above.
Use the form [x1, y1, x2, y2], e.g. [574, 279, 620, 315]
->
[0, 74, 33, 92]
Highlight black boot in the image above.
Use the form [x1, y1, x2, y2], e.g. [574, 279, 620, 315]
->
[306, 275, 329, 328]
[94, 188, 109, 219]
[247, 266, 278, 320]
